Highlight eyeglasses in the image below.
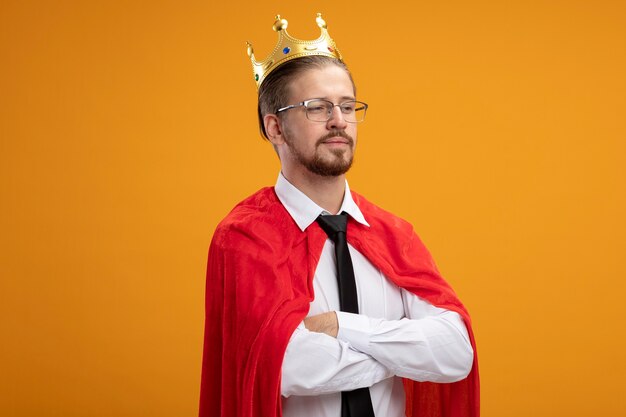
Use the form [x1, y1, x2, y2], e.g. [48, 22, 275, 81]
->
[276, 99, 368, 123]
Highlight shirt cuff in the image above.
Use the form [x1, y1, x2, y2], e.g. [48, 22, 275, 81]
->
[336, 311, 374, 353]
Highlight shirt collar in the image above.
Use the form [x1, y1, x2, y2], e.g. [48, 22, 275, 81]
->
[275, 172, 370, 232]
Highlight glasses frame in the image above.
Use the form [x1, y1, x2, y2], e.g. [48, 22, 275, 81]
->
[276, 98, 369, 123]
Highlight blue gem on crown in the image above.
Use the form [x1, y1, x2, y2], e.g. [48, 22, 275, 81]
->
[283, 46, 291, 54]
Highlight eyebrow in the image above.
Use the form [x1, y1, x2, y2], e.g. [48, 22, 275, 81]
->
[312, 96, 356, 101]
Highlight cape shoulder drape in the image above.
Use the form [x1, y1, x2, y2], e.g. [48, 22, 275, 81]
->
[199, 187, 479, 417]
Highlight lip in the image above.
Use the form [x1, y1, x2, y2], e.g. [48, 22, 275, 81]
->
[321, 138, 350, 145]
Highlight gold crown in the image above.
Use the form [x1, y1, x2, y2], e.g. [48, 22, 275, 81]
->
[246, 13, 343, 89]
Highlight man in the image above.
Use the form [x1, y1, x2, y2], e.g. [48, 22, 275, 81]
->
[199, 13, 479, 417]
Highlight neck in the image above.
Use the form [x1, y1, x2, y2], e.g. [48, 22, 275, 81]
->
[282, 168, 346, 214]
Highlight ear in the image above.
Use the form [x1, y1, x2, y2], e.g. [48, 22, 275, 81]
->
[264, 114, 285, 145]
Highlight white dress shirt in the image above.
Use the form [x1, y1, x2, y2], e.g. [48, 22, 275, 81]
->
[275, 173, 474, 417]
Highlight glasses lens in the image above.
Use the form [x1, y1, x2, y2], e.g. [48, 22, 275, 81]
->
[304, 100, 368, 122]
[344, 101, 367, 122]
[305, 100, 333, 122]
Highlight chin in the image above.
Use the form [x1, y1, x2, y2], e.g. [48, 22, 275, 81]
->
[308, 159, 353, 177]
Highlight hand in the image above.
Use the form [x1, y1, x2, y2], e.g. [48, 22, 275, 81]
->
[304, 311, 338, 338]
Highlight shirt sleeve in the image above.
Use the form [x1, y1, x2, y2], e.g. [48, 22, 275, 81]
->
[335, 289, 474, 383]
[281, 322, 394, 397]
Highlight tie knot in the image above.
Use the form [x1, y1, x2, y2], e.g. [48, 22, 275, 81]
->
[316, 213, 348, 239]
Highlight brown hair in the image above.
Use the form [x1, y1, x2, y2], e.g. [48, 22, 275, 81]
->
[257, 56, 355, 139]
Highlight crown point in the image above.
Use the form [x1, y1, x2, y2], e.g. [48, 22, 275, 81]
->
[272, 15, 288, 32]
[316, 13, 327, 29]
[246, 41, 254, 58]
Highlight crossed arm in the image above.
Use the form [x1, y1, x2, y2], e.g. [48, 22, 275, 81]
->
[281, 289, 474, 397]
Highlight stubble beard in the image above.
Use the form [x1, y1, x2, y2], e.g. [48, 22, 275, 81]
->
[284, 130, 355, 177]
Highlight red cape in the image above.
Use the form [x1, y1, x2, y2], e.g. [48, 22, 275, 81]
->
[199, 187, 479, 417]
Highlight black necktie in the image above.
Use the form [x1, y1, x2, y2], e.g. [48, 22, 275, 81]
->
[316, 213, 375, 417]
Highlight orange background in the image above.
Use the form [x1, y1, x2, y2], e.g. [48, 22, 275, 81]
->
[1, 1, 625, 416]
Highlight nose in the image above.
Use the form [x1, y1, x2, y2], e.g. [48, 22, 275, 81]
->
[327, 105, 348, 130]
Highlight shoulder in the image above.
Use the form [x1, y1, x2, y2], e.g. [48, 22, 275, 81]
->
[350, 190, 415, 238]
[211, 187, 298, 252]
[349, 190, 441, 279]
